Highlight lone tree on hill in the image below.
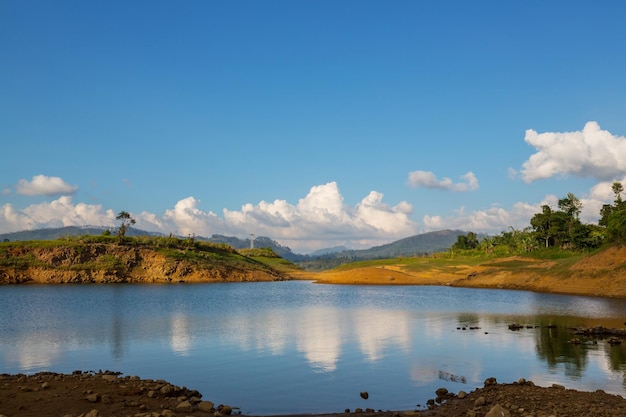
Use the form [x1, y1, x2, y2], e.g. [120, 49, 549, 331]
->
[116, 211, 136, 243]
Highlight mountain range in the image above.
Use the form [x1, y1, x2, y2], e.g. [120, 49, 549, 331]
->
[0, 226, 465, 265]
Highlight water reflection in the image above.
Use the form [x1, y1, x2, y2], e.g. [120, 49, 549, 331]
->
[2, 283, 626, 414]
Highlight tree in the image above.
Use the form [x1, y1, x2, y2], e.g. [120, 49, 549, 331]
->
[601, 182, 626, 242]
[558, 192, 582, 219]
[531, 205, 554, 248]
[116, 211, 135, 243]
[451, 232, 479, 250]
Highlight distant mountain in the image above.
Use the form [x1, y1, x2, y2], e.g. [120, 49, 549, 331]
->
[310, 246, 348, 256]
[0, 227, 470, 268]
[0, 226, 163, 242]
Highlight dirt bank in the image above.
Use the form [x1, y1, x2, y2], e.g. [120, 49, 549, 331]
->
[2, 372, 625, 417]
[0, 243, 288, 284]
[309, 246, 626, 299]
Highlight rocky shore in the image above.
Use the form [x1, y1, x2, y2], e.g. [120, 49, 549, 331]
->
[2, 371, 626, 417]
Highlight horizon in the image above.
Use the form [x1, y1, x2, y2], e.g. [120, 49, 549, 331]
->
[0, 224, 465, 255]
[3, 1, 626, 253]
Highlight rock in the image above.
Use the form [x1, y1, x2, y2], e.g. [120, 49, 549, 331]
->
[484, 377, 497, 386]
[84, 410, 100, 417]
[552, 383, 565, 390]
[458, 390, 467, 399]
[435, 387, 448, 397]
[517, 378, 526, 384]
[218, 404, 233, 415]
[198, 401, 215, 412]
[85, 393, 100, 403]
[160, 384, 174, 395]
[485, 404, 510, 417]
[41, 381, 50, 389]
[360, 391, 369, 399]
[474, 396, 486, 407]
[354, 408, 363, 413]
[176, 400, 194, 413]
[102, 374, 118, 382]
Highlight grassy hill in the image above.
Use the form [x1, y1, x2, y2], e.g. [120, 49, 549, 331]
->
[0, 235, 301, 284]
[305, 244, 626, 298]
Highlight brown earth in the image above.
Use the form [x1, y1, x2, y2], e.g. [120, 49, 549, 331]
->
[307, 246, 626, 299]
[2, 372, 626, 417]
[0, 244, 287, 284]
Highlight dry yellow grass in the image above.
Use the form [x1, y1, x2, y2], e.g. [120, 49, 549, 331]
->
[294, 246, 626, 299]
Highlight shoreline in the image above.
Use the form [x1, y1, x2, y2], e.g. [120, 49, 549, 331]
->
[2, 371, 626, 417]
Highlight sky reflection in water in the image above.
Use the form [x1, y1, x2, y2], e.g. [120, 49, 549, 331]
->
[1, 282, 626, 414]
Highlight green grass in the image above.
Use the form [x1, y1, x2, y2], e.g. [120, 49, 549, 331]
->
[0, 235, 279, 274]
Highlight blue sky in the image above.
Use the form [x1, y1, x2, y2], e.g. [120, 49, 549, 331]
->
[2, 1, 626, 253]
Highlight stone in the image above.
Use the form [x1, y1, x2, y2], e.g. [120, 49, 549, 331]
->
[218, 404, 233, 415]
[41, 382, 50, 389]
[198, 401, 215, 412]
[435, 387, 448, 397]
[484, 377, 498, 386]
[86, 393, 100, 403]
[102, 374, 118, 382]
[84, 410, 100, 417]
[458, 390, 467, 399]
[485, 404, 511, 417]
[360, 391, 369, 399]
[176, 400, 194, 413]
[474, 396, 486, 407]
[160, 384, 174, 395]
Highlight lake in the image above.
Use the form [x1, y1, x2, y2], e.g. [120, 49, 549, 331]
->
[1, 281, 626, 414]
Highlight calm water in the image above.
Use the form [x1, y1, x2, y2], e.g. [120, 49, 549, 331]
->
[2, 281, 626, 414]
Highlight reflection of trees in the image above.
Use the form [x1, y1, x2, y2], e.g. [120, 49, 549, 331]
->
[456, 313, 480, 327]
[605, 344, 626, 390]
[533, 318, 592, 378]
[110, 286, 125, 360]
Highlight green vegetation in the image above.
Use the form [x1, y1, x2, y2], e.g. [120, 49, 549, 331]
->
[451, 183, 626, 259]
[0, 234, 289, 276]
[115, 211, 136, 243]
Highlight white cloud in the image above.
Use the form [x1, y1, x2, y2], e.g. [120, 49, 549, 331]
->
[423, 201, 545, 234]
[0, 197, 115, 233]
[0, 182, 418, 252]
[407, 170, 479, 192]
[520, 122, 626, 182]
[16, 175, 78, 196]
[4, 177, 625, 252]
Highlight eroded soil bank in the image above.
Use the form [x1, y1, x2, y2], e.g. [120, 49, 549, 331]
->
[308, 246, 626, 299]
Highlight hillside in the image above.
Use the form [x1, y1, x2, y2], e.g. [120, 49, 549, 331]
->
[308, 245, 626, 299]
[0, 236, 297, 284]
[0, 227, 465, 266]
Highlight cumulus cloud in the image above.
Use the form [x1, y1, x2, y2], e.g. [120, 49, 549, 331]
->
[407, 171, 479, 192]
[16, 175, 78, 196]
[0, 182, 418, 252]
[520, 122, 626, 182]
[0, 196, 116, 233]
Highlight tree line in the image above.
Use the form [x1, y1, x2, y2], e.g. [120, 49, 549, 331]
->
[452, 182, 626, 254]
